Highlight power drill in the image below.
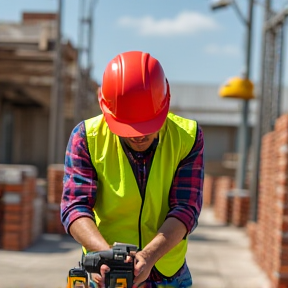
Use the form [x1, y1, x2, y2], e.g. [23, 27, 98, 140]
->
[83, 242, 138, 288]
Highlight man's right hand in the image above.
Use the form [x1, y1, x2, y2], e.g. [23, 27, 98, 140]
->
[90, 264, 110, 288]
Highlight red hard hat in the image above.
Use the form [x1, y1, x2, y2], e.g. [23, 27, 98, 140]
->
[98, 51, 170, 137]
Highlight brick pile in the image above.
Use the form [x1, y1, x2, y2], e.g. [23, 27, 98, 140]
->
[0, 165, 38, 251]
[254, 131, 276, 279]
[231, 189, 250, 227]
[271, 114, 288, 288]
[203, 174, 218, 207]
[46, 164, 65, 234]
[246, 220, 258, 251]
[213, 176, 235, 224]
[252, 113, 288, 288]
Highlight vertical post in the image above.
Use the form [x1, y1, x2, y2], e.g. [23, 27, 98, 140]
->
[74, 0, 96, 125]
[235, 0, 254, 189]
[74, 0, 84, 126]
[274, 25, 285, 121]
[48, 0, 63, 164]
[87, 0, 95, 83]
[249, 0, 271, 221]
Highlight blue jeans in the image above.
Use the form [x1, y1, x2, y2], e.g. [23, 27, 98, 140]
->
[144, 264, 192, 288]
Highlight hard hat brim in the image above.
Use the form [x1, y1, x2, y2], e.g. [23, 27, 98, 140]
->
[100, 96, 170, 137]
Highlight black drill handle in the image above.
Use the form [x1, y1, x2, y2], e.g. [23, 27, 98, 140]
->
[83, 250, 114, 273]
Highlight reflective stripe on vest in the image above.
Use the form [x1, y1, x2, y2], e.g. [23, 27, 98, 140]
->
[84, 112, 197, 277]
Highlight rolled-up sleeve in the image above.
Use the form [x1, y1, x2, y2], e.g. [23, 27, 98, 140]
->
[166, 124, 204, 234]
[60, 121, 97, 234]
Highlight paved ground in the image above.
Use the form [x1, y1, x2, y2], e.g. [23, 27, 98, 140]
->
[187, 208, 270, 288]
[0, 207, 271, 288]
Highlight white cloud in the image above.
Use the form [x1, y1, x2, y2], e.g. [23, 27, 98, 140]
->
[205, 44, 241, 56]
[118, 11, 221, 37]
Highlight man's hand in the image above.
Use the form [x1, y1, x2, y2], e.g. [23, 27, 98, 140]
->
[133, 251, 154, 286]
[90, 264, 110, 288]
[133, 217, 188, 286]
[90, 252, 135, 288]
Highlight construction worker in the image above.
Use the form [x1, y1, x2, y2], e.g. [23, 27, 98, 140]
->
[61, 50, 204, 288]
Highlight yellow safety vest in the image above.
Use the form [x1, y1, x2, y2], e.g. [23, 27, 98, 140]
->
[84, 112, 197, 277]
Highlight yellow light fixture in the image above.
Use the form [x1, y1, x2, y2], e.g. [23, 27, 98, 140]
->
[219, 76, 255, 100]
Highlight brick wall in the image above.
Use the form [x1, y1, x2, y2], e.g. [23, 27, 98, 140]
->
[272, 114, 288, 288]
[256, 131, 276, 279]
[203, 174, 218, 207]
[0, 163, 68, 250]
[231, 189, 250, 227]
[246, 220, 258, 251]
[212, 175, 251, 228]
[0, 165, 38, 251]
[213, 176, 235, 224]
[252, 114, 288, 288]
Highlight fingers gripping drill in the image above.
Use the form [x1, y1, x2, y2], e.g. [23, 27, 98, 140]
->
[67, 243, 138, 288]
[84, 242, 138, 288]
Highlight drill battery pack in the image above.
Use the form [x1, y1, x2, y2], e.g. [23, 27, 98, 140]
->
[105, 270, 133, 288]
[66, 266, 89, 288]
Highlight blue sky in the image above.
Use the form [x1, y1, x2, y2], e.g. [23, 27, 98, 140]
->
[0, 0, 287, 86]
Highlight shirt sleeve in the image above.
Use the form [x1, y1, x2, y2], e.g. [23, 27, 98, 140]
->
[166, 123, 204, 234]
[60, 121, 97, 234]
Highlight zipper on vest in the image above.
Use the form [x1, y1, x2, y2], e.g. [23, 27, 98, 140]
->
[138, 188, 146, 250]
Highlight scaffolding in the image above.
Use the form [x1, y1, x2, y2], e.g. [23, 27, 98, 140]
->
[48, 0, 64, 164]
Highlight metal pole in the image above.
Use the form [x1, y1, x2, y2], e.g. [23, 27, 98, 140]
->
[55, 0, 65, 163]
[249, 0, 271, 221]
[74, 0, 83, 125]
[74, 0, 96, 124]
[235, 0, 254, 189]
[274, 24, 285, 121]
[88, 0, 95, 80]
[48, 0, 63, 164]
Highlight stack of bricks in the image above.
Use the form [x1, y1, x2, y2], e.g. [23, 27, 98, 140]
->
[0, 170, 4, 248]
[246, 220, 258, 252]
[252, 113, 288, 288]
[203, 174, 218, 207]
[46, 164, 66, 234]
[213, 176, 235, 224]
[271, 114, 288, 288]
[254, 131, 276, 280]
[231, 189, 250, 227]
[0, 165, 37, 251]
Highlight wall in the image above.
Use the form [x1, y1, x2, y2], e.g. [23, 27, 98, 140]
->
[0, 104, 50, 178]
[201, 125, 237, 162]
